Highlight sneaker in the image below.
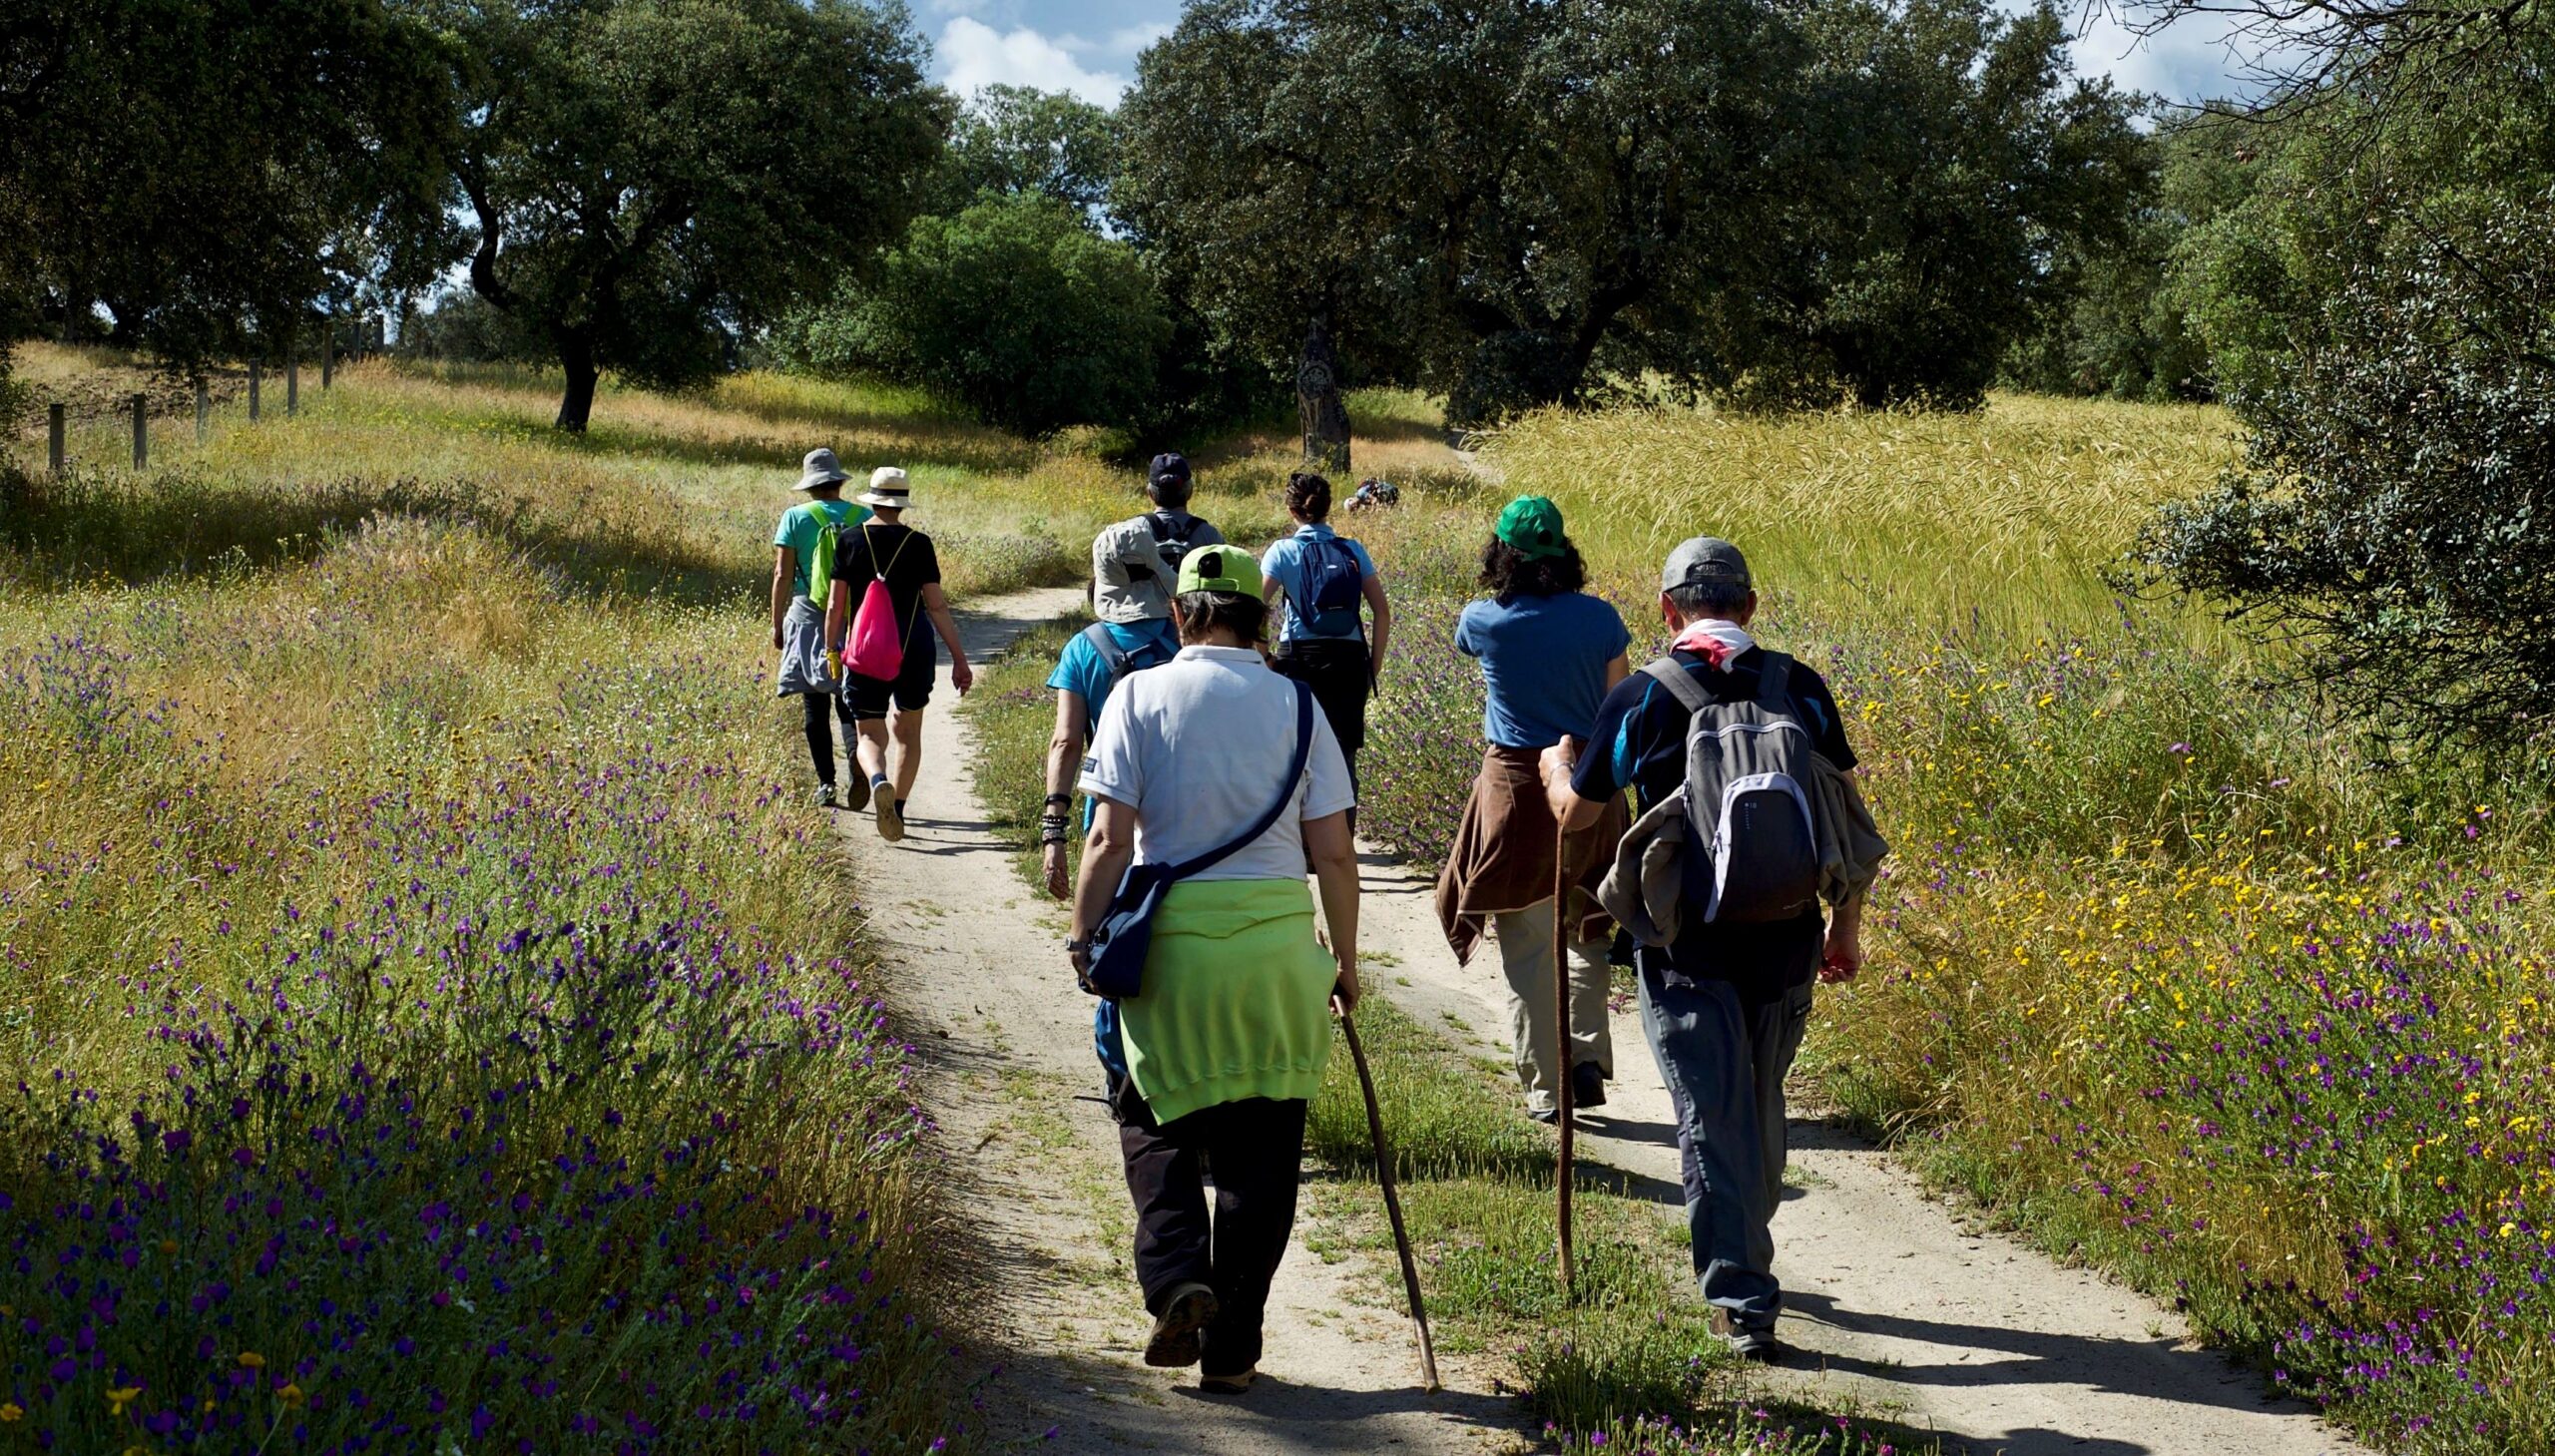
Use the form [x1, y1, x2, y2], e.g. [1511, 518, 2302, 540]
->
[1144, 1282, 1218, 1368]
[840, 774, 870, 813]
[813, 782, 837, 809]
[873, 782, 904, 842]
[1572, 1061, 1609, 1111]
[1527, 1105, 1560, 1126]
[1731, 1330, 1792, 1365]
[1198, 1366, 1258, 1395]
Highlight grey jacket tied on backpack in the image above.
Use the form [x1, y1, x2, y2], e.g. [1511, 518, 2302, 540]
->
[1597, 654, 1888, 949]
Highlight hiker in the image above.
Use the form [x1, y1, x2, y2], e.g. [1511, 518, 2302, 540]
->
[1545, 536, 1884, 1363]
[1433, 496, 1632, 1125]
[1259, 470, 1392, 808]
[1091, 452, 1225, 627]
[822, 467, 975, 841]
[1066, 544, 1360, 1396]
[1040, 605, 1181, 898]
[770, 447, 870, 806]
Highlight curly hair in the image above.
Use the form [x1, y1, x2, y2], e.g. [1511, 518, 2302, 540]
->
[1478, 537, 1588, 599]
[1283, 470, 1333, 522]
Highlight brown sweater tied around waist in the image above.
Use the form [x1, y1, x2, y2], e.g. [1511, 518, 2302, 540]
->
[1433, 744, 1629, 966]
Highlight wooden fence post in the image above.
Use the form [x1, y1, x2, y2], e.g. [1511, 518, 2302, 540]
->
[48, 403, 65, 475]
[249, 361, 261, 421]
[132, 393, 148, 470]
[196, 380, 210, 440]
[286, 360, 299, 416]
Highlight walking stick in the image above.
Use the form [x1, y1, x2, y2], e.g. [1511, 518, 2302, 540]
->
[1341, 1013, 1441, 1392]
[1554, 821, 1577, 1297]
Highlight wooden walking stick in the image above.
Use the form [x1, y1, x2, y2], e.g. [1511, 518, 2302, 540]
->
[1554, 819, 1577, 1296]
[1341, 1013, 1441, 1391]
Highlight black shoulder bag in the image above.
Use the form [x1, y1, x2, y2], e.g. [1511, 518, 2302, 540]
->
[1084, 683, 1315, 999]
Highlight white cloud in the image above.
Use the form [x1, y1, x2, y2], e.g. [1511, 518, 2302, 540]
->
[1103, 22, 1174, 55]
[937, 17, 1130, 107]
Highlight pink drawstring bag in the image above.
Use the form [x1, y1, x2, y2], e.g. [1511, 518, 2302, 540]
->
[844, 526, 908, 680]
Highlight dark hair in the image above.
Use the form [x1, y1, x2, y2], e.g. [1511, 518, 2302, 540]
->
[1172, 590, 1267, 646]
[1667, 580, 1751, 619]
[1478, 537, 1588, 599]
[1284, 470, 1332, 522]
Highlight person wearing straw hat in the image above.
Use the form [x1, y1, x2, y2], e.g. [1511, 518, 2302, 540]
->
[770, 448, 871, 806]
[823, 466, 974, 841]
[1433, 495, 1632, 1124]
[1067, 543, 1360, 1396]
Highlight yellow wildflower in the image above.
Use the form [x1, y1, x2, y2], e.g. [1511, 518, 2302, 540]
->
[107, 1384, 143, 1416]
[0, 1402, 21, 1422]
[236, 1352, 264, 1369]
[275, 1383, 306, 1409]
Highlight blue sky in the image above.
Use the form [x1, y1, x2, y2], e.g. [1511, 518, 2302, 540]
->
[919, 0, 2260, 110]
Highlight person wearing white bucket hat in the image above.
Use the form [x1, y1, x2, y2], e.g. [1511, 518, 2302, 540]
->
[824, 466, 974, 840]
[770, 447, 870, 807]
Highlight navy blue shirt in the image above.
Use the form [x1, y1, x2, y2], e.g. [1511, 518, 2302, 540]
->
[1570, 646, 1856, 991]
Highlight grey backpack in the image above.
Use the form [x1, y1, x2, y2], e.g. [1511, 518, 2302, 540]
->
[1641, 653, 1821, 925]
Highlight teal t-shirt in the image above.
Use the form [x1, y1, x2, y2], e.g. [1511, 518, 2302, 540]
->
[771, 499, 870, 599]
[1046, 618, 1181, 829]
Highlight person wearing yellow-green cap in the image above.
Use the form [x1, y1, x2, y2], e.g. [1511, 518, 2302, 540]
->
[1433, 495, 1632, 1124]
[1067, 543, 1360, 1397]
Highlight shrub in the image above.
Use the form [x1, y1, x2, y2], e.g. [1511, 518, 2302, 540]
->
[782, 195, 1172, 436]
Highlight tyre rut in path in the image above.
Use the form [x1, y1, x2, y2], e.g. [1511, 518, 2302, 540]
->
[1352, 852, 2373, 1456]
[829, 587, 1514, 1456]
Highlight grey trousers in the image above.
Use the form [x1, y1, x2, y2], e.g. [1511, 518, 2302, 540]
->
[1492, 898, 1613, 1115]
[1636, 964, 1815, 1335]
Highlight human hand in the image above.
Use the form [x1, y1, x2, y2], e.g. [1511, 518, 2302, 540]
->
[1331, 959, 1361, 1016]
[951, 658, 975, 695]
[1539, 735, 1583, 822]
[1819, 925, 1862, 984]
[1068, 939, 1095, 994]
[770, 626, 784, 652]
[1042, 841, 1071, 900]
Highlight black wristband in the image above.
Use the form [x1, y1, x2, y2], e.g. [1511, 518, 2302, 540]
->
[1044, 792, 1073, 807]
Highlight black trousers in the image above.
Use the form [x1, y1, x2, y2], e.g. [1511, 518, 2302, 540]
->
[1119, 1096, 1308, 1378]
[1271, 638, 1370, 824]
[800, 691, 856, 785]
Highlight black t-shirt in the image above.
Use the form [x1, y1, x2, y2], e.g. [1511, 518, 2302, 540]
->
[836, 521, 942, 650]
[1570, 646, 1857, 992]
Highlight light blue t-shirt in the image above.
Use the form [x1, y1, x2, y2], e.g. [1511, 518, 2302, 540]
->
[1454, 593, 1633, 749]
[1047, 618, 1182, 829]
[1260, 524, 1377, 643]
[770, 499, 870, 599]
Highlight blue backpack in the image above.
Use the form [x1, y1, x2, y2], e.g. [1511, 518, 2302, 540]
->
[1296, 536, 1366, 637]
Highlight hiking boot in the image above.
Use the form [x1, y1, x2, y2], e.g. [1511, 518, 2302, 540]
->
[1572, 1061, 1609, 1111]
[813, 781, 836, 809]
[840, 774, 870, 813]
[1198, 1366, 1258, 1395]
[1714, 1310, 1790, 1365]
[1144, 1282, 1219, 1368]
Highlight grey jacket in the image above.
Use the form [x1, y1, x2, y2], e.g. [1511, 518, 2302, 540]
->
[1597, 750, 1887, 947]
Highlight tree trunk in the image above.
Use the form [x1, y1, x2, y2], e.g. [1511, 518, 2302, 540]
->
[555, 330, 599, 432]
[1297, 313, 1351, 475]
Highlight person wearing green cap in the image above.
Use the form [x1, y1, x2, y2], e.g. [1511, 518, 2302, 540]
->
[1067, 543, 1361, 1396]
[1433, 495, 1633, 1124]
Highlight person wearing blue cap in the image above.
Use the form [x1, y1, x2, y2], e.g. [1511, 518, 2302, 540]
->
[1090, 452, 1227, 627]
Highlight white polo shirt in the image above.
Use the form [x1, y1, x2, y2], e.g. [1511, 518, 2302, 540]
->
[1079, 645, 1356, 881]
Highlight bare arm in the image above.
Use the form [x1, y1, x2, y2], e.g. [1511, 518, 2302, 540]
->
[1604, 652, 1630, 693]
[770, 546, 794, 650]
[1539, 733, 1609, 832]
[1361, 574, 1392, 682]
[1042, 692, 1089, 899]
[1067, 796, 1140, 988]
[1304, 809, 1361, 1012]
[1822, 885, 1866, 984]
[920, 582, 973, 694]
[824, 577, 850, 657]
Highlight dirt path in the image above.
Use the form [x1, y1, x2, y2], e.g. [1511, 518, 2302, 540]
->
[833, 587, 1516, 1455]
[1356, 861, 2370, 1456]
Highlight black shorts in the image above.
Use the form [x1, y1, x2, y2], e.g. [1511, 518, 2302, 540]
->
[1270, 637, 1371, 757]
[841, 635, 936, 721]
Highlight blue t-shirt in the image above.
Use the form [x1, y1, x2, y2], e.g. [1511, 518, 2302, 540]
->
[1261, 524, 1377, 643]
[1046, 618, 1182, 828]
[1454, 593, 1633, 748]
[771, 499, 869, 599]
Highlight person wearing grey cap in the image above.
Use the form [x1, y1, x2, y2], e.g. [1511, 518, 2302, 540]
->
[1538, 535, 1877, 1365]
[769, 447, 870, 806]
[1090, 452, 1227, 628]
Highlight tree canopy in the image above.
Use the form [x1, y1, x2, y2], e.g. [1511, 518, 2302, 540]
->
[429, 0, 949, 429]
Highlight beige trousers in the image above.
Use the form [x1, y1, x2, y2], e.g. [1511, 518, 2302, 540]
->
[1492, 897, 1614, 1114]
